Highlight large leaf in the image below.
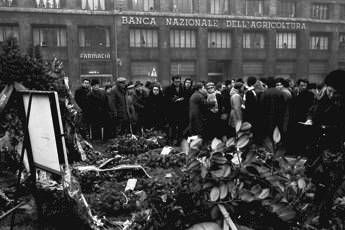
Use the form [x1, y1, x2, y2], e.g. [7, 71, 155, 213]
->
[235, 120, 242, 133]
[276, 207, 296, 222]
[201, 166, 208, 178]
[297, 178, 306, 190]
[257, 188, 270, 200]
[210, 187, 220, 201]
[187, 222, 222, 230]
[273, 126, 281, 144]
[190, 137, 203, 150]
[250, 184, 262, 196]
[263, 137, 274, 153]
[226, 137, 235, 147]
[223, 165, 231, 177]
[240, 122, 252, 131]
[219, 184, 228, 199]
[239, 190, 255, 202]
[211, 138, 224, 152]
[211, 155, 228, 165]
[188, 160, 200, 171]
[211, 166, 226, 178]
[236, 135, 250, 149]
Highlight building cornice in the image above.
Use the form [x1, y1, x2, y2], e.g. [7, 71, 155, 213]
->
[1, 7, 345, 25]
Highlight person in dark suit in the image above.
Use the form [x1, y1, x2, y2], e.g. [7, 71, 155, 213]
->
[74, 79, 90, 137]
[164, 76, 185, 144]
[244, 76, 259, 141]
[189, 82, 209, 138]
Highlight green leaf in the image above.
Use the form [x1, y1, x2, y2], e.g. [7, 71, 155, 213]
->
[210, 187, 220, 201]
[297, 178, 306, 190]
[273, 126, 281, 144]
[210, 206, 220, 220]
[235, 120, 242, 133]
[187, 222, 222, 230]
[258, 188, 270, 200]
[219, 184, 228, 199]
[250, 184, 262, 196]
[211, 155, 227, 165]
[190, 137, 203, 150]
[201, 166, 208, 178]
[203, 182, 214, 190]
[277, 207, 296, 222]
[239, 190, 255, 202]
[236, 135, 250, 149]
[223, 165, 231, 177]
[240, 122, 252, 131]
[211, 166, 226, 178]
[188, 160, 200, 171]
[226, 137, 235, 147]
[211, 138, 223, 152]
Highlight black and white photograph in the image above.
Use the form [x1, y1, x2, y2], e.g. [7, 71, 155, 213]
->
[1, 0, 345, 229]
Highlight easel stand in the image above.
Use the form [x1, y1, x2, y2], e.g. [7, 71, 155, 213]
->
[10, 93, 43, 229]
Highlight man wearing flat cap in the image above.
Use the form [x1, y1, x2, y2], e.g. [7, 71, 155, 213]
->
[108, 77, 130, 135]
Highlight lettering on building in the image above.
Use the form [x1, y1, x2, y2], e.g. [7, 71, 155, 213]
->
[120, 16, 307, 30]
[80, 53, 111, 59]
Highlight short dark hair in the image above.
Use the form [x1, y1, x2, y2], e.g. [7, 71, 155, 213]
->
[325, 69, 345, 94]
[297, 79, 309, 86]
[233, 82, 244, 90]
[194, 82, 204, 91]
[266, 77, 276, 88]
[225, 80, 232, 86]
[247, 76, 257, 87]
[82, 79, 90, 83]
[172, 75, 181, 81]
[91, 79, 100, 86]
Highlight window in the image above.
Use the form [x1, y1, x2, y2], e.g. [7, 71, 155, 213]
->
[80, 61, 112, 75]
[81, 0, 106, 10]
[131, 62, 159, 82]
[310, 35, 329, 50]
[208, 31, 231, 48]
[170, 29, 196, 48]
[278, 1, 296, 17]
[0, 0, 16, 7]
[171, 62, 196, 77]
[130, 29, 158, 48]
[79, 27, 110, 48]
[276, 32, 296, 49]
[339, 34, 345, 49]
[209, 0, 230, 14]
[35, 0, 61, 8]
[311, 4, 329, 19]
[243, 32, 265, 48]
[341, 5, 345, 19]
[172, 0, 193, 13]
[243, 0, 264, 16]
[33, 27, 66, 47]
[131, 0, 155, 11]
[0, 25, 19, 43]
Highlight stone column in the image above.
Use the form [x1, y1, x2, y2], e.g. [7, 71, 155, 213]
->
[231, 29, 243, 79]
[18, 21, 31, 54]
[265, 30, 276, 77]
[197, 28, 208, 81]
[296, 29, 310, 78]
[159, 25, 171, 86]
[66, 22, 80, 91]
[329, 31, 339, 70]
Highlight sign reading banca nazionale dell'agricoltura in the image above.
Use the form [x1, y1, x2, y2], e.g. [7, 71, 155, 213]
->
[121, 16, 307, 30]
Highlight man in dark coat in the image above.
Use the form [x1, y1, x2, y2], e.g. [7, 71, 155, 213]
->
[189, 82, 209, 137]
[181, 78, 194, 133]
[74, 79, 90, 137]
[244, 76, 259, 141]
[108, 77, 130, 135]
[164, 76, 185, 144]
[259, 77, 288, 143]
[87, 79, 110, 140]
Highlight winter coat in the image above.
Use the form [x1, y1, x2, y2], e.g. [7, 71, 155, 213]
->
[74, 86, 89, 112]
[146, 92, 166, 129]
[189, 90, 208, 136]
[87, 88, 110, 126]
[259, 87, 288, 137]
[108, 86, 129, 122]
[164, 84, 185, 122]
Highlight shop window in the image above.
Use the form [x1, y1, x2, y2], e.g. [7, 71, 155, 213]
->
[170, 29, 196, 48]
[208, 31, 231, 48]
[310, 35, 329, 50]
[0, 0, 16, 7]
[276, 32, 296, 49]
[130, 29, 158, 48]
[0, 25, 19, 43]
[35, 0, 62, 8]
[243, 32, 265, 48]
[311, 4, 329, 19]
[339, 34, 345, 50]
[81, 0, 106, 10]
[80, 61, 112, 75]
[209, 0, 230, 15]
[172, 0, 193, 13]
[79, 27, 110, 48]
[131, 62, 158, 81]
[277, 0, 296, 17]
[243, 0, 264, 16]
[33, 27, 66, 47]
[131, 0, 155, 11]
[171, 62, 196, 77]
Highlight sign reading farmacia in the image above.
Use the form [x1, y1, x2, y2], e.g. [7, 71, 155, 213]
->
[121, 16, 307, 30]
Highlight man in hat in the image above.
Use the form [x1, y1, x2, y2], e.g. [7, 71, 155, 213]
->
[108, 77, 130, 135]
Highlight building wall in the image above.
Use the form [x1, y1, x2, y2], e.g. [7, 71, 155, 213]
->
[1, 0, 345, 90]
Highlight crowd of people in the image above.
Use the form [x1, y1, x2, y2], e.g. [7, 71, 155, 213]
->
[74, 70, 345, 153]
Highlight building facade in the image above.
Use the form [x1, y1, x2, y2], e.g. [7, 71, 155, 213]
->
[1, 0, 345, 90]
